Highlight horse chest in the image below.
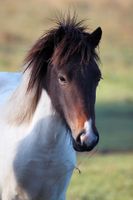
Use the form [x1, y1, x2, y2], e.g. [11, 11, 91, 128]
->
[12, 126, 76, 200]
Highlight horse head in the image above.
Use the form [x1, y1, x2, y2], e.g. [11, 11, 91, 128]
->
[25, 16, 102, 152]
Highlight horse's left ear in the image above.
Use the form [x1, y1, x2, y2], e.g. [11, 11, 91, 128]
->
[89, 27, 102, 48]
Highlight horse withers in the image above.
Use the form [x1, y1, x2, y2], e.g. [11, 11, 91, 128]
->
[0, 16, 102, 200]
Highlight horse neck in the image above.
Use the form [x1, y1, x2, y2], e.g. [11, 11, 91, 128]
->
[30, 89, 69, 148]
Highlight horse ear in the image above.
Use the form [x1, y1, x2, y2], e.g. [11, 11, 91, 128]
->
[89, 27, 102, 48]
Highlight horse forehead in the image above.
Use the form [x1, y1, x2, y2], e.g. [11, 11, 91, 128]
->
[61, 61, 88, 77]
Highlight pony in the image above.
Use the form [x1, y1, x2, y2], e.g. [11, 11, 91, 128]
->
[0, 15, 102, 200]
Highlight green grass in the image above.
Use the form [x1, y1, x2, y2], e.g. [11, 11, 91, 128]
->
[67, 154, 133, 200]
[96, 102, 133, 151]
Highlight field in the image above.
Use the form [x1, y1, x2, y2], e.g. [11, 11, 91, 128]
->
[67, 154, 133, 200]
[0, 0, 133, 199]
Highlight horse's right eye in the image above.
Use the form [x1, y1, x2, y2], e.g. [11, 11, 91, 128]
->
[58, 75, 67, 85]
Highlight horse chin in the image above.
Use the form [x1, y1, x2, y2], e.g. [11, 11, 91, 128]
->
[72, 139, 97, 152]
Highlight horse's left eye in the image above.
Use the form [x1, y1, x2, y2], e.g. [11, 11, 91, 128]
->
[58, 75, 67, 85]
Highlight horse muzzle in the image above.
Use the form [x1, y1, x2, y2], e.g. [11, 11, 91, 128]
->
[72, 130, 99, 152]
[72, 120, 99, 152]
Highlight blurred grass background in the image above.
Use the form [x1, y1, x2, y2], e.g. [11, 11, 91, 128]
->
[0, 0, 133, 199]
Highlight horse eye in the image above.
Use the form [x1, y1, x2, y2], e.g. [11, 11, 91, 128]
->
[58, 75, 67, 84]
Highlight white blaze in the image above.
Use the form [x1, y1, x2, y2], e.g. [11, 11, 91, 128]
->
[80, 119, 95, 146]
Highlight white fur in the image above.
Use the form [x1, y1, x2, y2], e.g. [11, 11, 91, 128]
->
[0, 72, 21, 105]
[80, 119, 95, 146]
[0, 72, 76, 200]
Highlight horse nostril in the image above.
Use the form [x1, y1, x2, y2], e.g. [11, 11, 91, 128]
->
[73, 131, 99, 152]
[76, 130, 99, 147]
[76, 131, 85, 144]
